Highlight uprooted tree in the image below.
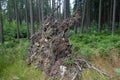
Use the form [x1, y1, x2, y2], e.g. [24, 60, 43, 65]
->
[26, 11, 109, 80]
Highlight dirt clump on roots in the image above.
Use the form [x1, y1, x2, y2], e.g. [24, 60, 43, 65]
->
[26, 12, 107, 80]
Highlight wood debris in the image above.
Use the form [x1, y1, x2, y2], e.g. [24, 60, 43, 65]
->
[26, 12, 109, 80]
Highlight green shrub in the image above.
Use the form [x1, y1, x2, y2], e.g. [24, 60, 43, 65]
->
[65, 58, 73, 65]
[3, 19, 16, 40]
[3, 20, 30, 41]
[69, 31, 120, 58]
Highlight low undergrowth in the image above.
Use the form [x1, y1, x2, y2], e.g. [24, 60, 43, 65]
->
[0, 39, 44, 80]
[69, 32, 120, 58]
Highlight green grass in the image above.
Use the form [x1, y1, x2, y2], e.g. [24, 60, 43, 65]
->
[82, 69, 109, 80]
[0, 39, 44, 80]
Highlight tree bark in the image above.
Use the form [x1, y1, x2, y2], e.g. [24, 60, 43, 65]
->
[38, 0, 41, 25]
[36, 0, 39, 31]
[52, 0, 55, 19]
[64, 0, 67, 19]
[30, 0, 35, 35]
[66, 0, 70, 18]
[110, 0, 113, 30]
[57, 0, 59, 19]
[0, 1, 4, 43]
[25, 0, 30, 39]
[40, 0, 44, 22]
[85, 0, 90, 32]
[58, 0, 61, 20]
[98, 0, 102, 33]
[80, 0, 86, 34]
[112, 0, 116, 35]
[15, 0, 20, 39]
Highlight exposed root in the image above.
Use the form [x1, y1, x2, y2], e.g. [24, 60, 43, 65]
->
[74, 59, 112, 78]
[26, 10, 111, 79]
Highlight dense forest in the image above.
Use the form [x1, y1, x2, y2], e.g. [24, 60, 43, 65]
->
[0, 0, 120, 80]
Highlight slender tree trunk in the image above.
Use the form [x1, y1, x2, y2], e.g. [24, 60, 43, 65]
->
[30, 0, 34, 35]
[91, 1, 94, 22]
[52, 0, 55, 19]
[58, 0, 61, 20]
[41, 0, 44, 22]
[64, 0, 67, 19]
[57, 0, 59, 19]
[15, 0, 20, 39]
[74, 22, 78, 34]
[36, 0, 39, 31]
[80, 0, 86, 34]
[110, 0, 113, 30]
[74, 0, 79, 34]
[38, 0, 41, 25]
[119, 11, 120, 29]
[98, 0, 102, 33]
[107, 1, 110, 25]
[0, 1, 4, 43]
[112, 0, 116, 35]
[25, 0, 30, 39]
[13, 0, 16, 20]
[49, 0, 52, 13]
[63, 0, 70, 19]
[85, 0, 90, 32]
[66, 0, 70, 18]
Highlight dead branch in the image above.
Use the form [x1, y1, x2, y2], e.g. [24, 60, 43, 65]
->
[74, 59, 112, 78]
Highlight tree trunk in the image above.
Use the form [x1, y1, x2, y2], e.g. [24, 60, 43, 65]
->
[119, 9, 120, 29]
[38, 0, 41, 25]
[52, 0, 55, 19]
[0, 1, 4, 43]
[98, 0, 102, 33]
[41, 0, 44, 22]
[30, 0, 34, 35]
[63, 0, 67, 19]
[74, 22, 78, 34]
[85, 0, 90, 33]
[110, 0, 113, 30]
[64, 0, 70, 19]
[56, 0, 59, 19]
[66, 0, 70, 18]
[58, 0, 61, 20]
[25, 0, 30, 39]
[15, 0, 20, 39]
[36, 0, 39, 31]
[80, 0, 86, 34]
[49, 0, 52, 12]
[112, 0, 116, 35]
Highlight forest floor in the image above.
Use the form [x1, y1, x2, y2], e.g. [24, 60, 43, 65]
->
[0, 33, 120, 80]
